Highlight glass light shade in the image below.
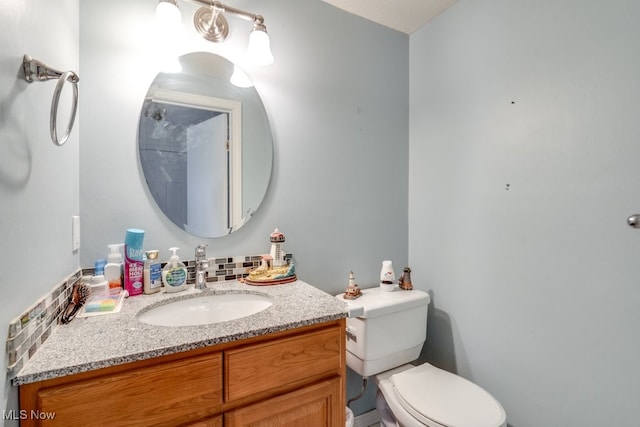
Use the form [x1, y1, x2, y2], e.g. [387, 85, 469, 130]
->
[230, 65, 253, 88]
[155, 1, 182, 73]
[247, 29, 274, 66]
[155, 1, 182, 34]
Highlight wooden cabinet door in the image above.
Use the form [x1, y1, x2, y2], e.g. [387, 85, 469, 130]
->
[224, 377, 343, 427]
[185, 415, 222, 427]
[27, 353, 223, 427]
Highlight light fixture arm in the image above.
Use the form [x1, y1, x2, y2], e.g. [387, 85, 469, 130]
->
[205, 0, 259, 23]
[158, 0, 274, 65]
[187, 0, 263, 25]
[186, 0, 268, 44]
[208, 5, 223, 28]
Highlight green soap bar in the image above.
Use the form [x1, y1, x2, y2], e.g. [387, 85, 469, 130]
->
[85, 300, 116, 312]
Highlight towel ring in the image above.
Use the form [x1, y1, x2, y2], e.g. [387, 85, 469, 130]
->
[22, 55, 79, 146]
[50, 71, 79, 146]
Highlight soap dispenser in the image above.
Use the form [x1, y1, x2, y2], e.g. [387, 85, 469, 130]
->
[162, 247, 188, 293]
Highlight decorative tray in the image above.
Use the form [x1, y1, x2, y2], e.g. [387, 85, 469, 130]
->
[244, 275, 297, 286]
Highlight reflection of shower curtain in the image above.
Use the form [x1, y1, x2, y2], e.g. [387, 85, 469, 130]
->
[186, 113, 228, 237]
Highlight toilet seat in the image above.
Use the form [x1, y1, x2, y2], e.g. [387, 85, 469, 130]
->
[380, 363, 506, 427]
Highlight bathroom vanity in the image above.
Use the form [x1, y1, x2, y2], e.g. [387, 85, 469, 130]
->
[14, 281, 348, 426]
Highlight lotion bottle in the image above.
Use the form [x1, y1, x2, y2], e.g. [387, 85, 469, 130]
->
[104, 243, 124, 292]
[144, 250, 162, 294]
[162, 247, 188, 293]
[89, 259, 109, 294]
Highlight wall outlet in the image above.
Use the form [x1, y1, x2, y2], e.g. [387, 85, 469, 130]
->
[72, 216, 80, 252]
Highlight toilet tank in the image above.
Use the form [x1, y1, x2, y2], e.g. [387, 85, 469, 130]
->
[336, 287, 430, 377]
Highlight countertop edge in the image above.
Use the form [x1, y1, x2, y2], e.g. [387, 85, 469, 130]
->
[12, 287, 347, 386]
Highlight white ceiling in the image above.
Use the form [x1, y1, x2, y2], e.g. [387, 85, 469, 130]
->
[321, 0, 458, 34]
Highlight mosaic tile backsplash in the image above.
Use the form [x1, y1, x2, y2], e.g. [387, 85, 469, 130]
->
[6, 253, 291, 379]
[6, 269, 83, 379]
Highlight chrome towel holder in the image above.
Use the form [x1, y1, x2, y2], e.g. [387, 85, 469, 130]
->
[22, 54, 79, 146]
[628, 214, 640, 228]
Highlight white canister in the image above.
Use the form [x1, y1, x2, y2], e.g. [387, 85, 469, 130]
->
[380, 260, 396, 292]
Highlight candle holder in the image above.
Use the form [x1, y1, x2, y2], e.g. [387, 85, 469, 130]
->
[398, 267, 413, 290]
[343, 271, 362, 300]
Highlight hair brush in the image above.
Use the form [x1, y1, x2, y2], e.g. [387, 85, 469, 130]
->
[60, 283, 90, 324]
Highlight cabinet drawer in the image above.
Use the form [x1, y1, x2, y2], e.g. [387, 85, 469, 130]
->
[226, 325, 342, 401]
[225, 377, 343, 427]
[35, 352, 223, 426]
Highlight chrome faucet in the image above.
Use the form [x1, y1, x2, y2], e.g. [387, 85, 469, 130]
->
[195, 245, 209, 290]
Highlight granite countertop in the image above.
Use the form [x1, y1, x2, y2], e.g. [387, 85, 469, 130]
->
[13, 280, 348, 386]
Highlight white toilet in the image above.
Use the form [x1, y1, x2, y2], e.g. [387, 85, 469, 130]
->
[338, 287, 506, 427]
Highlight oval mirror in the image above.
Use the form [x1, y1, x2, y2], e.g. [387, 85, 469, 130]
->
[138, 52, 273, 238]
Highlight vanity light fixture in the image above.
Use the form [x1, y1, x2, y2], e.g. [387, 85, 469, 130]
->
[155, 0, 274, 66]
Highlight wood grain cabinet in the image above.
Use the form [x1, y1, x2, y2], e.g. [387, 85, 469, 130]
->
[224, 378, 342, 427]
[19, 319, 345, 427]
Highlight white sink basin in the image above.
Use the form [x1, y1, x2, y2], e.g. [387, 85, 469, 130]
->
[138, 293, 272, 327]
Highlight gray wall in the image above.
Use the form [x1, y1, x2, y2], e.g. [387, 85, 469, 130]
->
[0, 0, 80, 422]
[409, 1, 640, 425]
[79, 0, 409, 294]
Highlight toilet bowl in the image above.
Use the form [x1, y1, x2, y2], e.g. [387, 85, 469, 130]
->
[337, 287, 507, 427]
[374, 364, 506, 427]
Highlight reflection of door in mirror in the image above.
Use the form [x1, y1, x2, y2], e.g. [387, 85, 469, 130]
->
[187, 113, 229, 237]
[140, 89, 242, 238]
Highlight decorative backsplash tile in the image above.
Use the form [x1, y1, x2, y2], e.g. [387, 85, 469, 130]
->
[5, 253, 292, 379]
[207, 255, 265, 282]
[6, 269, 82, 379]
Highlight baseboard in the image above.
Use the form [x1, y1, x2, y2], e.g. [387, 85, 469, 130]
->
[354, 409, 380, 427]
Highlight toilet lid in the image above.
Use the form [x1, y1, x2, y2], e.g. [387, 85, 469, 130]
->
[390, 363, 506, 427]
